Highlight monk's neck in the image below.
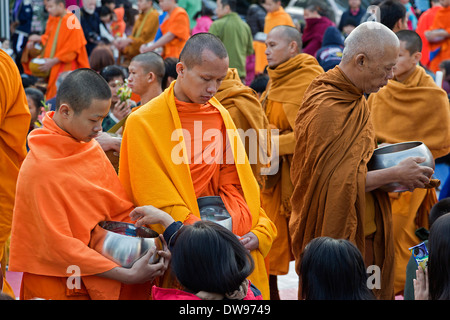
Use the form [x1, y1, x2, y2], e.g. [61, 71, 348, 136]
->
[394, 67, 416, 83]
[337, 63, 362, 91]
[166, 5, 177, 15]
[140, 87, 162, 105]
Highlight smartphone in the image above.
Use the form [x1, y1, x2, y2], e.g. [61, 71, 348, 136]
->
[409, 242, 429, 269]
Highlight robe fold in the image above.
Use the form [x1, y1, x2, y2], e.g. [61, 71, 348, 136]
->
[9, 112, 151, 300]
[290, 66, 394, 300]
[0, 49, 30, 298]
[159, 7, 190, 59]
[259, 54, 323, 275]
[22, 13, 90, 99]
[368, 65, 450, 294]
[119, 81, 277, 299]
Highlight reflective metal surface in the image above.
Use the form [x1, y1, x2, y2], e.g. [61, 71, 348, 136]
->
[197, 196, 233, 231]
[368, 141, 434, 192]
[89, 221, 161, 268]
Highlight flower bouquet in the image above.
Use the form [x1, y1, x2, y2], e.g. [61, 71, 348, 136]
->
[117, 79, 132, 102]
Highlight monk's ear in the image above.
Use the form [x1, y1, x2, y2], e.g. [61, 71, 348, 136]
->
[176, 62, 185, 78]
[412, 51, 422, 64]
[58, 103, 72, 119]
[147, 71, 155, 83]
[355, 53, 366, 70]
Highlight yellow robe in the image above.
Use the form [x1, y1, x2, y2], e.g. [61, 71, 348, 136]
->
[0, 49, 30, 298]
[368, 66, 450, 295]
[118, 81, 277, 300]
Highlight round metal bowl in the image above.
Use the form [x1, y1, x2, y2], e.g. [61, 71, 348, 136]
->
[89, 221, 162, 268]
[197, 196, 232, 231]
[367, 141, 434, 192]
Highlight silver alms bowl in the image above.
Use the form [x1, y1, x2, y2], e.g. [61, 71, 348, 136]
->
[367, 141, 434, 192]
[197, 196, 233, 231]
[89, 221, 161, 268]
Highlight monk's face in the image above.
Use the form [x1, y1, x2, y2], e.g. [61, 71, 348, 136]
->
[127, 61, 148, 97]
[175, 49, 229, 104]
[265, 31, 296, 69]
[62, 99, 110, 142]
[159, 0, 175, 12]
[261, 0, 280, 13]
[137, 0, 153, 12]
[393, 41, 420, 82]
[361, 45, 398, 93]
[46, 0, 65, 17]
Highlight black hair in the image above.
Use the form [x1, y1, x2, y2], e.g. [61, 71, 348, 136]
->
[300, 237, 376, 300]
[25, 87, 45, 110]
[221, 0, 237, 12]
[171, 220, 254, 295]
[379, 0, 407, 30]
[396, 29, 422, 55]
[162, 57, 178, 90]
[429, 198, 450, 227]
[100, 64, 126, 83]
[179, 33, 228, 69]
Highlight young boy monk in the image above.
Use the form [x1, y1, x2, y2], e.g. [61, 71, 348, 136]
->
[9, 68, 170, 300]
[368, 30, 450, 296]
[119, 33, 277, 299]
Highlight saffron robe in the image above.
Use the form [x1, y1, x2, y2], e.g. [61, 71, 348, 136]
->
[260, 54, 323, 275]
[159, 7, 190, 59]
[9, 112, 151, 300]
[290, 66, 394, 300]
[428, 6, 450, 73]
[368, 66, 450, 294]
[118, 81, 277, 299]
[0, 49, 30, 298]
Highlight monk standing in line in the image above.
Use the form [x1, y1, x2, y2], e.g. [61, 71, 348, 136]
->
[259, 25, 323, 300]
[139, 0, 190, 59]
[9, 69, 170, 300]
[0, 49, 31, 299]
[368, 30, 450, 296]
[23, 0, 90, 99]
[289, 22, 434, 300]
[119, 33, 276, 299]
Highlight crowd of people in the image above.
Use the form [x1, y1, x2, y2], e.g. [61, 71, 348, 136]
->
[1, 0, 450, 301]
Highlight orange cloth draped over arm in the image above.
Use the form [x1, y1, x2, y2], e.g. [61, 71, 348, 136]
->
[9, 112, 150, 300]
[368, 65, 449, 294]
[123, 9, 160, 59]
[118, 81, 276, 299]
[160, 7, 190, 59]
[254, 7, 295, 74]
[428, 7, 450, 73]
[289, 66, 394, 300]
[0, 50, 30, 298]
[214, 68, 271, 185]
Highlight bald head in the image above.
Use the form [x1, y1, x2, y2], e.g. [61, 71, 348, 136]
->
[179, 33, 228, 69]
[341, 22, 399, 64]
[131, 52, 165, 84]
[270, 25, 302, 53]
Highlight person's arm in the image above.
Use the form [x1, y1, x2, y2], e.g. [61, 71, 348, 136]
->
[140, 32, 176, 53]
[365, 156, 434, 192]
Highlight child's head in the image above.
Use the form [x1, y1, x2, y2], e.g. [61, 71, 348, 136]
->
[25, 87, 44, 127]
[300, 237, 375, 300]
[100, 65, 126, 104]
[393, 30, 422, 81]
[54, 68, 111, 142]
[171, 220, 254, 295]
[45, 0, 66, 17]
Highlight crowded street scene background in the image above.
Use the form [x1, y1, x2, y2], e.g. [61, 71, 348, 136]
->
[1, 0, 450, 302]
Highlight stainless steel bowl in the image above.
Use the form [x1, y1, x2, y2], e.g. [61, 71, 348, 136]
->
[197, 196, 233, 231]
[367, 141, 434, 192]
[89, 221, 162, 268]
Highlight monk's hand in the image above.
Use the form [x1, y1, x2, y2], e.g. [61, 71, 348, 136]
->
[95, 132, 121, 153]
[239, 232, 259, 252]
[394, 157, 434, 192]
[39, 58, 59, 72]
[413, 266, 429, 300]
[130, 205, 175, 229]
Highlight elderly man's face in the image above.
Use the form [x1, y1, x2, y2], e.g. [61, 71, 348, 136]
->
[361, 45, 399, 93]
[265, 30, 295, 69]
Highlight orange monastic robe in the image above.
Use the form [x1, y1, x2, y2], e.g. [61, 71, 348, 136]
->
[23, 13, 90, 99]
[0, 50, 30, 298]
[428, 6, 450, 73]
[254, 7, 295, 74]
[119, 81, 277, 299]
[9, 112, 151, 300]
[160, 7, 190, 59]
[368, 66, 450, 295]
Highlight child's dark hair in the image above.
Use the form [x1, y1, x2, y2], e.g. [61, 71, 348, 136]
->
[171, 220, 254, 295]
[100, 64, 126, 83]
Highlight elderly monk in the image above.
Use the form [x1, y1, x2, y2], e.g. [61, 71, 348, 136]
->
[214, 67, 271, 186]
[259, 25, 324, 300]
[114, 0, 159, 67]
[254, 0, 295, 74]
[119, 33, 277, 299]
[289, 22, 435, 300]
[22, 0, 90, 99]
[0, 49, 30, 299]
[140, 0, 190, 59]
[9, 69, 170, 300]
[368, 30, 450, 296]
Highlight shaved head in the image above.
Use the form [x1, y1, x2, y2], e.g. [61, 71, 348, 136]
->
[131, 52, 165, 84]
[342, 21, 399, 64]
[270, 25, 302, 53]
[179, 32, 228, 69]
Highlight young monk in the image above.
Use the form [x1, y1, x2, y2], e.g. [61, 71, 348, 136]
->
[259, 25, 324, 300]
[9, 68, 170, 300]
[0, 49, 30, 299]
[119, 33, 277, 300]
[368, 30, 450, 296]
[22, 0, 90, 99]
[289, 22, 435, 300]
[140, 0, 190, 59]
